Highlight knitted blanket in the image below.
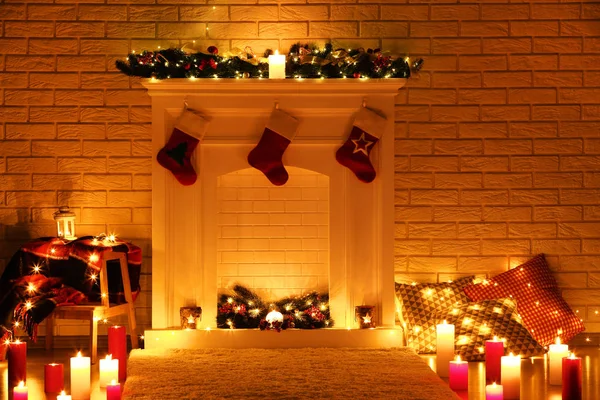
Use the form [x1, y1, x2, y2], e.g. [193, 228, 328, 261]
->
[0, 236, 141, 345]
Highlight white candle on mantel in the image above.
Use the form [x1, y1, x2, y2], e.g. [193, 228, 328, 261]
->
[70, 352, 90, 400]
[436, 320, 455, 377]
[99, 354, 119, 387]
[549, 337, 569, 385]
[268, 50, 286, 79]
[501, 352, 521, 399]
[57, 391, 72, 400]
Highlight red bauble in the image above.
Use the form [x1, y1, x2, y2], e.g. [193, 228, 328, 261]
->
[207, 46, 218, 55]
[353, 73, 361, 79]
[184, 63, 191, 70]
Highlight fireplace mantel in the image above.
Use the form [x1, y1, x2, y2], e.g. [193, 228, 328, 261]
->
[143, 78, 406, 341]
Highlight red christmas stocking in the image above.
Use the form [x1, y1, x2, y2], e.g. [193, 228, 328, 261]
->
[336, 107, 386, 183]
[157, 109, 208, 186]
[248, 109, 299, 186]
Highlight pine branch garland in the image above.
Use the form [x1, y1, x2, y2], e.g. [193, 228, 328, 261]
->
[116, 42, 419, 80]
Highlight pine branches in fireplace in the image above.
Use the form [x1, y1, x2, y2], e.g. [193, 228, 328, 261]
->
[217, 284, 333, 330]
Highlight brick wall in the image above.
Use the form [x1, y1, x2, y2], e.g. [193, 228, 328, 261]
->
[217, 167, 329, 300]
[0, 0, 599, 335]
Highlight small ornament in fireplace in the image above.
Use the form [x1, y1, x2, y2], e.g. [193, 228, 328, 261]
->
[180, 307, 202, 330]
[355, 305, 376, 329]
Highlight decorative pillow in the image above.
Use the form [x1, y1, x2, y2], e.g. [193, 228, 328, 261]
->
[395, 276, 475, 330]
[406, 298, 546, 361]
[463, 254, 585, 346]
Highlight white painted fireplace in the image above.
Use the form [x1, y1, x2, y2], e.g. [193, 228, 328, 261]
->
[143, 79, 406, 348]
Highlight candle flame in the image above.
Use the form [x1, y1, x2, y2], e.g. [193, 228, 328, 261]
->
[105, 354, 112, 360]
[492, 382, 497, 388]
[18, 381, 25, 388]
[14, 339, 21, 344]
[493, 335, 498, 341]
[569, 352, 575, 359]
[111, 379, 117, 385]
[61, 391, 66, 395]
[274, 49, 279, 56]
[443, 320, 447, 324]
[556, 337, 561, 345]
[456, 355, 461, 362]
[509, 352, 515, 357]
[77, 351, 82, 357]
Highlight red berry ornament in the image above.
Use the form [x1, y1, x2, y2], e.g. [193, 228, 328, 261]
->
[207, 46, 218, 55]
[353, 73, 361, 79]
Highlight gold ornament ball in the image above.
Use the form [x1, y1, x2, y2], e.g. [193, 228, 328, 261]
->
[243, 72, 250, 79]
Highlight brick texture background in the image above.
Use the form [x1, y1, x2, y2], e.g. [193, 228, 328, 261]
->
[0, 0, 599, 335]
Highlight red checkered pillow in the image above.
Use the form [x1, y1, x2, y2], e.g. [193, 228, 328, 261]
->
[463, 254, 584, 346]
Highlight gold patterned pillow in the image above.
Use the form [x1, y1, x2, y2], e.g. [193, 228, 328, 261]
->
[406, 298, 546, 361]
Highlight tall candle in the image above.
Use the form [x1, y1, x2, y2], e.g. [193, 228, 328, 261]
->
[13, 381, 28, 400]
[57, 390, 72, 400]
[99, 354, 119, 387]
[500, 352, 521, 399]
[7, 340, 27, 385]
[449, 355, 468, 391]
[486, 336, 504, 383]
[562, 353, 582, 400]
[107, 379, 121, 400]
[70, 351, 90, 400]
[486, 382, 504, 400]
[45, 363, 64, 393]
[548, 337, 569, 385]
[108, 325, 127, 381]
[436, 320, 455, 377]
[268, 50, 286, 79]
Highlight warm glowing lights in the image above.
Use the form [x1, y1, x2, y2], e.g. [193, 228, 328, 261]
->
[50, 248, 56, 254]
[101, 292, 107, 298]
[411, 281, 417, 286]
[227, 297, 234, 304]
[89, 253, 99, 263]
[25, 301, 32, 310]
[14, 321, 20, 327]
[89, 273, 97, 281]
[32, 264, 41, 273]
[27, 283, 36, 293]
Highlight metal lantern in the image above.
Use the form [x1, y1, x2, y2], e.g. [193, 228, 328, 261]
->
[53, 206, 76, 240]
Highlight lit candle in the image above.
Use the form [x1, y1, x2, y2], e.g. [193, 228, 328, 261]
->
[108, 325, 128, 381]
[486, 382, 504, 400]
[449, 355, 468, 391]
[13, 381, 28, 400]
[99, 354, 119, 387]
[500, 352, 521, 399]
[57, 390, 72, 400]
[70, 351, 90, 400]
[435, 320, 455, 377]
[562, 352, 582, 400]
[485, 336, 504, 383]
[7, 339, 27, 386]
[268, 50, 286, 79]
[548, 337, 569, 385]
[44, 363, 64, 393]
[107, 379, 121, 400]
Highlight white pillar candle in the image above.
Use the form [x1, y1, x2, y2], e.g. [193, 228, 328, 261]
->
[70, 352, 90, 400]
[486, 382, 504, 400]
[268, 50, 286, 79]
[99, 354, 119, 387]
[57, 391, 72, 400]
[436, 320, 455, 377]
[548, 337, 569, 385]
[501, 352, 521, 399]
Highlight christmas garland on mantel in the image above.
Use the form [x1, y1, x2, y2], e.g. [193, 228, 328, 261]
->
[116, 42, 423, 80]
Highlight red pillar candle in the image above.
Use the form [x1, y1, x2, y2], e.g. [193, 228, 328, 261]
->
[449, 355, 469, 391]
[7, 340, 27, 385]
[485, 336, 504, 384]
[107, 380, 121, 400]
[108, 326, 127, 381]
[44, 363, 64, 393]
[562, 353, 582, 400]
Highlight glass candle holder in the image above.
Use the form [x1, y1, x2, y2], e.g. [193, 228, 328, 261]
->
[355, 305, 376, 329]
[180, 307, 202, 329]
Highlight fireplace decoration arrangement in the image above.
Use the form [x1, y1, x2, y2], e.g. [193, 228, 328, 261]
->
[143, 78, 406, 348]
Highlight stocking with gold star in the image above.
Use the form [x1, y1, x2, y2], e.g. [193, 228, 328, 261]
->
[157, 108, 208, 186]
[335, 107, 387, 183]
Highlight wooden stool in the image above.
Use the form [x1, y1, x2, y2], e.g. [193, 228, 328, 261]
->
[45, 252, 139, 364]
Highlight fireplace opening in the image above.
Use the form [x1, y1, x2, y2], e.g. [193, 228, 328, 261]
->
[216, 166, 330, 322]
